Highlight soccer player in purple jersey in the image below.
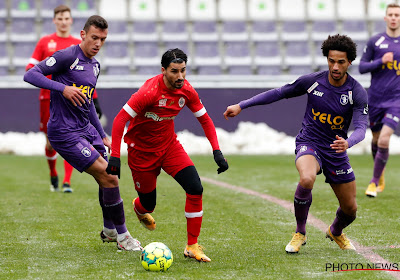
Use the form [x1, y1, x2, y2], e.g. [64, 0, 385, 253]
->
[360, 3, 400, 198]
[23, 15, 142, 251]
[224, 35, 368, 253]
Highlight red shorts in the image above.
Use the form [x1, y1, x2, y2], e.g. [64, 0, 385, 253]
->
[39, 99, 50, 133]
[128, 138, 194, 194]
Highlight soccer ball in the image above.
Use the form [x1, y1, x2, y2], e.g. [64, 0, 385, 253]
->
[141, 242, 173, 272]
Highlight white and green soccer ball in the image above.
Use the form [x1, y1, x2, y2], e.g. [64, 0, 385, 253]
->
[141, 242, 173, 272]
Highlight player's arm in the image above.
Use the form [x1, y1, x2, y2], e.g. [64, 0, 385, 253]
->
[359, 39, 385, 74]
[23, 53, 86, 106]
[92, 90, 103, 118]
[224, 76, 308, 119]
[89, 99, 107, 139]
[105, 104, 135, 178]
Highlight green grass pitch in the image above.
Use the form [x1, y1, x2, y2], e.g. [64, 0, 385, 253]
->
[0, 154, 399, 279]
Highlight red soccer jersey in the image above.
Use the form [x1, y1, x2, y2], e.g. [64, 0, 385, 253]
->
[122, 74, 206, 152]
[26, 33, 81, 100]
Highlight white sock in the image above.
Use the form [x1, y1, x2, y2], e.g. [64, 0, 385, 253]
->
[117, 231, 130, 241]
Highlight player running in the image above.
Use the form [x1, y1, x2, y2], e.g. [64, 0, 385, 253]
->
[26, 5, 102, 193]
[106, 48, 229, 262]
[24, 15, 141, 251]
[224, 35, 368, 253]
[359, 3, 400, 198]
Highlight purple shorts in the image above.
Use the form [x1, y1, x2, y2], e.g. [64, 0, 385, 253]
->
[295, 142, 355, 184]
[369, 106, 400, 132]
[48, 125, 107, 172]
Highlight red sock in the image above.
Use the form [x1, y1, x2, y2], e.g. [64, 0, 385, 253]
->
[45, 147, 57, 177]
[133, 197, 151, 214]
[63, 160, 74, 184]
[185, 194, 203, 245]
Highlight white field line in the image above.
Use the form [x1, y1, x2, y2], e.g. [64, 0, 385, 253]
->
[201, 177, 400, 279]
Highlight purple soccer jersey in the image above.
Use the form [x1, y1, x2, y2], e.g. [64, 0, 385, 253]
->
[359, 32, 400, 108]
[24, 45, 107, 172]
[240, 71, 369, 150]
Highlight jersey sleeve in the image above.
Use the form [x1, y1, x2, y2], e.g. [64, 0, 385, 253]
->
[125, 83, 156, 115]
[359, 37, 382, 74]
[347, 84, 368, 148]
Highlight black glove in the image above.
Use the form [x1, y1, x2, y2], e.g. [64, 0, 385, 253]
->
[93, 98, 103, 119]
[106, 156, 121, 178]
[213, 150, 229, 174]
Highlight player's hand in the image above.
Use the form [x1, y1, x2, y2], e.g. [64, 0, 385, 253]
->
[223, 104, 242, 120]
[330, 135, 349, 153]
[63, 86, 87, 106]
[382, 52, 394, 64]
[93, 98, 103, 119]
[213, 150, 229, 174]
[102, 137, 111, 153]
[106, 156, 121, 178]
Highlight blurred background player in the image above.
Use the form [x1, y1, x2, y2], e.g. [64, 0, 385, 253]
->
[24, 15, 141, 251]
[224, 35, 368, 253]
[26, 5, 103, 193]
[106, 48, 229, 262]
[360, 3, 400, 198]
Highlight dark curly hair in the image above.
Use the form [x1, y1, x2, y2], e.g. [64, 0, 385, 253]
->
[321, 34, 357, 62]
[161, 48, 187, 69]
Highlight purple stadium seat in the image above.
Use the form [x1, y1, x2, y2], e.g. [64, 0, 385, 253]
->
[106, 66, 131, 75]
[373, 20, 386, 34]
[197, 66, 222, 75]
[0, 1, 6, 18]
[257, 65, 282, 75]
[40, 18, 55, 36]
[13, 42, 36, 75]
[254, 41, 282, 69]
[132, 21, 158, 42]
[164, 42, 189, 54]
[284, 41, 313, 71]
[193, 42, 222, 69]
[72, 18, 87, 37]
[161, 21, 189, 42]
[0, 18, 6, 42]
[135, 66, 161, 75]
[106, 20, 129, 42]
[0, 43, 9, 74]
[40, 0, 65, 18]
[222, 21, 248, 41]
[288, 65, 314, 75]
[281, 21, 308, 42]
[10, 18, 37, 42]
[11, 0, 37, 18]
[192, 21, 218, 42]
[311, 20, 337, 41]
[71, 0, 96, 18]
[251, 21, 278, 42]
[133, 42, 160, 69]
[227, 65, 253, 75]
[342, 20, 368, 41]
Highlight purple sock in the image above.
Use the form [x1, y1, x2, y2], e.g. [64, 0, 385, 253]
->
[294, 184, 312, 235]
[99, 187, 115, 229]
[371, 142, 378, 159]
[103, 187, 127, 234]
[330, 207, 356, 236]
[371, 147, 389, 185]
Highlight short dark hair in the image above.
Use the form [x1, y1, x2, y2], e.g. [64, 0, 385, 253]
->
[161, 48, 188, 69]
[321, 34, 357, 62]
[83, 15, 108, 32]
[53, 5, 71, 17]
[386, 3, 400, 14]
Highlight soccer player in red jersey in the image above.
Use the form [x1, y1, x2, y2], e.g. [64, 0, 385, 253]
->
[106, 48, 229, 262]
[26, 5, 102, 193]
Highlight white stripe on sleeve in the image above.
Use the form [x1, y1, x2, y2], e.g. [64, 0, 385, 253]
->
[193, 107, 206, 118]
[123, 103, 138, 118]
[29, 58, 39, 65]
[185, 211, 203, 218]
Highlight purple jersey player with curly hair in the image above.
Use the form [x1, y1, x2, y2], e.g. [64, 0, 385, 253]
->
[224, 34, 368, 254]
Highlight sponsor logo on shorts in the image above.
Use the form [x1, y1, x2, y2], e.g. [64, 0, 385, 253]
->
[385, 113, 399, 123]
[336, 169, 346, 175]
[81, 147, 91, 157]
[299, 145, 307, 153]
[46, 57, 56, 67]
[347, 167, 353, 174]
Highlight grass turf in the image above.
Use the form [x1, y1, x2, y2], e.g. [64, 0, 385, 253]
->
[0, 154, 399, 279]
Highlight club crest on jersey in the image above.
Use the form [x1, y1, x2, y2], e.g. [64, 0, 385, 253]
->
[48, 40, 57, 51]
[46, 57, 56, 67]
[159, 98, 167, 107]
[81, 147, 91, 157]
[93, 64, 100, 77]
[179, 97, 185, 108]
[70, 58, 79, 70]
[340, 94, 349, 105]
